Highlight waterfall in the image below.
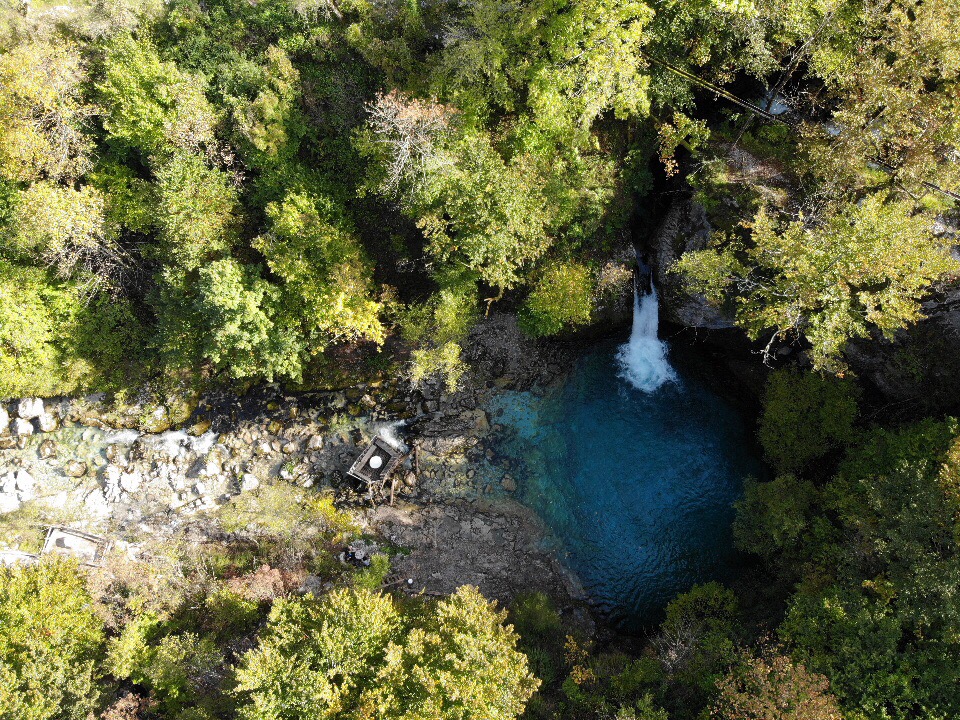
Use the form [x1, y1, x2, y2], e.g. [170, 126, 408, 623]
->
[616, 283, 677, 392]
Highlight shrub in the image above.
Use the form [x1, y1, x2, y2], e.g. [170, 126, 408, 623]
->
[520, 261, 595, 336]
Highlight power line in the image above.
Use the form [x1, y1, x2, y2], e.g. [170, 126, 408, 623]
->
[640, 50, 960, 203]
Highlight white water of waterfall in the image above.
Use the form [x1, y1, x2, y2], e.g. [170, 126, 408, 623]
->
[616, 284, 677, 392]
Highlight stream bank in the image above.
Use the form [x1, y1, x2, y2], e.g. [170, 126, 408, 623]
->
[0, 311, 607, 631]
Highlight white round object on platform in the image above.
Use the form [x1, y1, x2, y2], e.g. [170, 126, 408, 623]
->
[369, 455, 383, 469]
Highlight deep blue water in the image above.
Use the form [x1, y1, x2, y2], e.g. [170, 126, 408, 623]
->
[485, 343, 760, 629]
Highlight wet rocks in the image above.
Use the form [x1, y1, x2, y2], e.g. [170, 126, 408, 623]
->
[501, 474, 517, 492]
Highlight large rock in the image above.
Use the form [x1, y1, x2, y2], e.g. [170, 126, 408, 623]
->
[17, 398, 44, 420]
[14, 470, 34, 495]
[36, 412, 58, 433]
[120, 471, 142, 494]
[12, 418, 33, 436]
[0, 406, 8, 432]
[65, 460, 88, 477]
[0, 493, 20, 514]
[649, 197, 735, 330]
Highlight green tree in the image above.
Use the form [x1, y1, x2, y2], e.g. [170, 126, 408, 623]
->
[99, 34, 218, 158]
[400, 281, 477, 391]
[4, 182, 129, 295]
[0, 560, 105, 720]
[255, 190, 384, 349]
[773, 420, 960, 718]
[520, 261, 595, 336]
[0, 40, 93, 182]
[675, 196, 958, 371]
[367, 586, 540, 719]
[235, 586, 538, 719]
[194, 259, 303, 381]
[107, 615, 221, 716]
[234, 587, 402, 719]
[757, 369, 859, 474]
[154, 152, 238, 270]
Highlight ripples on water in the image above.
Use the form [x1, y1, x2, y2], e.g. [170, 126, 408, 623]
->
[485, 345, 760, 629]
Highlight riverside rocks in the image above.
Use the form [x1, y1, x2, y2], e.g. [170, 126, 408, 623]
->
[0, 329, 586, 609]
[17, 398, 44, 420]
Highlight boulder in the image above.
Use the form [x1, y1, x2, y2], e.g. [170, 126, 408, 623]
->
[501, 474, 517, 492]
[241, 474, 260, 492]
[104, 465, 122, 485]
[14, 470, 35, 494]
[12, 418, 33, 436]
[649, 197, 735, 330]
[38, 439, 57, 459]
[0, 406, 8, 432]
[120, 471, 142, 494]
[0, 493, 20, 514]
[17, 398, 44, 420]
[37, 412, 58, 432]
[65, 460, 88, 478]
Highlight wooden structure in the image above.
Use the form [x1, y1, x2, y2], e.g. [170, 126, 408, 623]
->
[41, 526, 110, 566]
[347, 436, 404, 496]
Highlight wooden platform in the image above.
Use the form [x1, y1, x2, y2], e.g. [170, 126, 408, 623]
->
[347, 436, 404, 492]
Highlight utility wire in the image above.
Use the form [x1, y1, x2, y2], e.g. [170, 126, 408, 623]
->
[640, 50, 960, 203]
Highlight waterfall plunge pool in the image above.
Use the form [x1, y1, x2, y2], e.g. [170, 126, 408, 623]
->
[484, 292, 761, 629]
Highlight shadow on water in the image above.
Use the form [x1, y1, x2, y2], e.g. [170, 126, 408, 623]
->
[485, 338, 762, 632]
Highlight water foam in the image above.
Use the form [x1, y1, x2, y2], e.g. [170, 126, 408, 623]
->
[616, 285, 677, 393]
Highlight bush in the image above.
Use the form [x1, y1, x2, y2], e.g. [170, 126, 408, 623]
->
[520, 261, 595, 336]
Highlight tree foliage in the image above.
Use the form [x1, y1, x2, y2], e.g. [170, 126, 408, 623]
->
[235, 585, 538, 720]
[0, 561, 105, 720]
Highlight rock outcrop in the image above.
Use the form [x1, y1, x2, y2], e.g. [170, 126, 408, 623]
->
[648, 196, 734, 330]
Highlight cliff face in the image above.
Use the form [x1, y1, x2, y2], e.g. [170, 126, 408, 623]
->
[647, 196, 735, 331]
[647, 190, 960, 417]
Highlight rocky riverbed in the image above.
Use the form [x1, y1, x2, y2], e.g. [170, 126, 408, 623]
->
[0, 313, 595, 621]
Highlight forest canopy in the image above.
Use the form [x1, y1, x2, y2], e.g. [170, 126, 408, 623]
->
[0, 0, 955, 396]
